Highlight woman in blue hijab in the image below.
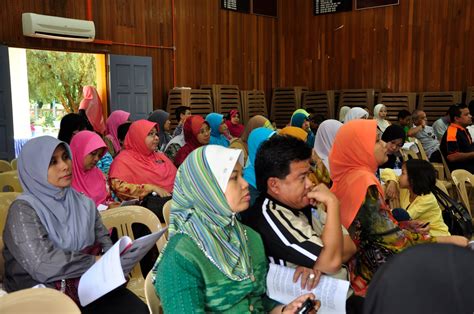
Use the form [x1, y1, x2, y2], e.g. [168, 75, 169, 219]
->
[206, 112, 230, 147]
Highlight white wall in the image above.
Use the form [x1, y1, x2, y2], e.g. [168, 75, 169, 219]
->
[8, 48, 31, 139]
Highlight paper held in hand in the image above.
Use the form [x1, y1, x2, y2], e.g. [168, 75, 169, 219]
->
[78, 227, 167, 306]
[266, 263, 349, 314]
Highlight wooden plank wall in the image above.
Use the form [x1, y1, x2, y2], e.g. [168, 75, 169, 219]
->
[277, 0, 474, 93]
[0, 0, 473, 111]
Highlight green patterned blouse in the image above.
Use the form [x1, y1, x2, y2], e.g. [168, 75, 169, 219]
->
[154, 226, 279, 313]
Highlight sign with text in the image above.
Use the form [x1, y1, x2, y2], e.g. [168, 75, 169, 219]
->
[221, 0, 251, 14]
[313, 0, 353, 15]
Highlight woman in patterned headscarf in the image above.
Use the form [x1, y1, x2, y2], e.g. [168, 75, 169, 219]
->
[153, 145, 317, 313]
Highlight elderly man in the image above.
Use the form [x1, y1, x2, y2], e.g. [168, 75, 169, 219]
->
[408, 110, 442, 162]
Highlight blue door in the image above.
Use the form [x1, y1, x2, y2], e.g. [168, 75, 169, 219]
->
[108, 54, 153, 120]
[0, 46, 15, 161]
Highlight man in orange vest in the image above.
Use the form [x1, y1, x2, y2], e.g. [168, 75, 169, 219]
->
[440, 103, 474, 173]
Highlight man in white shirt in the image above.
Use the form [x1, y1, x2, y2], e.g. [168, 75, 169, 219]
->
[408, 110, 442, 162]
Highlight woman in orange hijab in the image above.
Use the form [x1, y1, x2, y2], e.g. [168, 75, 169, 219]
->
[329, 119, 467, 297]
[109, 120, 177, 200]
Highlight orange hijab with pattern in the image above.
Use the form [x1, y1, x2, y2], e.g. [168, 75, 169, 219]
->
[329, 120, 384, 228]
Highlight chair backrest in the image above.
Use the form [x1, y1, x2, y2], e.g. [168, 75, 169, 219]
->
[451, 169, 473, 214]
[435, 179, 450, 195]
[302, 90, 335, 120]
[166, 88, 214, 130]
[270, 87, 308, 128]
[338, 89, 378, 115]
[0, 288, 81, 313]
[0, 171, 22, 192]
[200, 84, 242, 118]
[240, 90, 267, 124]
[144, 271, 162, 314]
[418, 91, 462, 125]
[0, 192, 20, 282]
[0, 160, 12, 173]
[9, 159, 17, 171]
[466, 86, 474, 106]
[162, 200, 171, 240]
[400, 148, 419, 161]
[377, 92, 416, 123]
[100, 206, 167, 282]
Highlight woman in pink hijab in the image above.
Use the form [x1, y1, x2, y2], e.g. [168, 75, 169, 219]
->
[105, 110, 131, 157]
[70, 130, 112, 207]
[79, 86, 106, 135]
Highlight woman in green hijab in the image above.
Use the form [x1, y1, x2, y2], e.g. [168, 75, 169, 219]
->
[153, 145, 317, 313]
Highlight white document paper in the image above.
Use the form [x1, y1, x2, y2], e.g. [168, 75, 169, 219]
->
[78, 227, 167, 306]
[266, 263, 349, 314]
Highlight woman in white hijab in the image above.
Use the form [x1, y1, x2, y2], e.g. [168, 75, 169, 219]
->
[338, 106, 351, 123]
[313, 120, 343, 176]
[344, 107, 369, 123]
[373, 103, 391, 133]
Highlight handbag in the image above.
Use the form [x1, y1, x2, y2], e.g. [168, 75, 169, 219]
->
[432, 186, 473, 238]
[140, 192, 172, 221]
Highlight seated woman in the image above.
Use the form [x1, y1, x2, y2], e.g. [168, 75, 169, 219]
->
[329, 119, 467, 296]
[242, 127, 276, 207]
[313, 119, 343, 186]
[57, 113, 89, 144]
[291, 109, 315, 147]
[70, 130, 116, 208]
[279, 126, 308, 142]
[381, 159, 450, 236]
[173, 115, 210, 167]
[148, 109, 172, 151]
[379, 124, 405, 169]
[343, 107, 369, 123]
[373, 104, 390, 134]
[2, 136, 147, 313]
[339, 106, 351, 123]
[116, 121, 132, 151]
[153, 145, 317, 313]
[225, 109, 245, 138]
[241, 115, 274, 143]
[206, 112, 230, 147]
[105, 110, 130, 157]
[109, 120, 177, 201]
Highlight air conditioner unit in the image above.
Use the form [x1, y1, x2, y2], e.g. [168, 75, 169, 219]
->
[22, 13, 95, 42]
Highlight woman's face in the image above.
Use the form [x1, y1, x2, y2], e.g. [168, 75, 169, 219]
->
[164, 120, 171, 132]
[145, 127, 159, 151]
[374, 135, 388, 165]
[378, 107, 387, 119]
[302, 120, 311, 131]
[219, 121, 228, 134]
[48, 145, 72, 188]
[83, 147, 105, 170]
[231, 113, 240, 125]
[197, 123, 211, 145]
[399, 164, 410, 189]
[386, 138, 404, 154]
[224, 163, 250, 213]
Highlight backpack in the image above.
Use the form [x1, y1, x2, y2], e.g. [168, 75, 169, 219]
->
[432, 186, 473, 238]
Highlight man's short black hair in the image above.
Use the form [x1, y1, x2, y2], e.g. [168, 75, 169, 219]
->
[255, 135, 312, 192]
[448, 103, 467, 122]
[175, 106, 190, 122]
[397, 109, 411, 120]
[405, 159, 436, 195]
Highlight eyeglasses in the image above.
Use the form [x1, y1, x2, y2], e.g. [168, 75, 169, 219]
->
[199, 126, 211, 135]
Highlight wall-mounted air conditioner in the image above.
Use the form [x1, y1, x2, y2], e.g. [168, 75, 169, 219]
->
[22, 13, 95, 42]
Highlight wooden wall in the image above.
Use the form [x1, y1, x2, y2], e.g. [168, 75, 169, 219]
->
[277, 0, 474, 93]
[0, 0, 473, 111]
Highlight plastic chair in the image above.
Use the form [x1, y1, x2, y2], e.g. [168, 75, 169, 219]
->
[413, 140, 445, 180]
[0, 171, 22, 192]
[9, 159, 17, 171]
[451, 170, 474, 214]
[0, 160, 12, 173]
[0, 192, 20, 282]
[100, 206, 167, 301]
[162, 200, 171, 240]
[0, 287, 81, 313]
[144, 272, 162, 314]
